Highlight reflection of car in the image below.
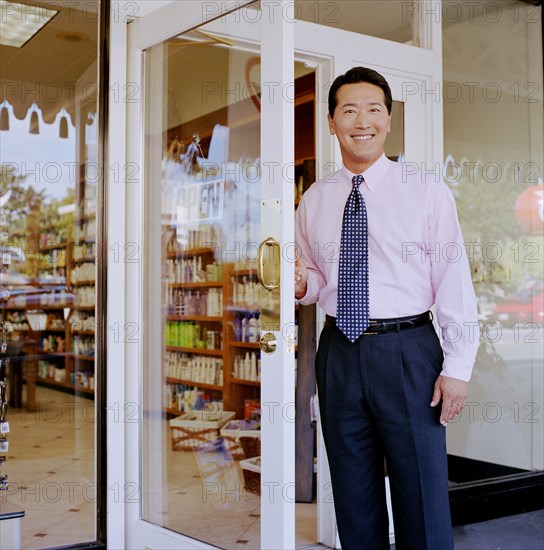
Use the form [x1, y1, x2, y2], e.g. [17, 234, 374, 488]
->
[492, 287, 544, 324]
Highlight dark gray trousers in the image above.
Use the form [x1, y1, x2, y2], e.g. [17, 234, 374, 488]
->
[316, 321, 454, 550]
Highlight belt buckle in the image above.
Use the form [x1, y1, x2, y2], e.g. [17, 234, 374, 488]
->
[365, 321, 387, 335]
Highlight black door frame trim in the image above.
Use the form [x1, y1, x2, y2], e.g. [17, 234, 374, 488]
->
[450, 471, 544, 525]
[96, 0, 110, 545]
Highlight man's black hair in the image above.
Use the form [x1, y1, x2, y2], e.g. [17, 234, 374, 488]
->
[328, 67, 393, 117]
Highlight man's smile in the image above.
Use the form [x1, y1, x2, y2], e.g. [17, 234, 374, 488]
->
[352, 134, 374, 142]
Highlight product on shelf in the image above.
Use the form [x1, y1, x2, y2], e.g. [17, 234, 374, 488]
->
[165, 352, 223, 386]
[230, 274, 260, 309]
[71, 262, 96, 284]
[74, 285, 96, 307]
[167, 288, 223, 316]
[232, 352, 260, 382]
[69, 311, 96, 333]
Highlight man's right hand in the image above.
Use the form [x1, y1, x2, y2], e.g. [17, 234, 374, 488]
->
[295, 258, 308, 299]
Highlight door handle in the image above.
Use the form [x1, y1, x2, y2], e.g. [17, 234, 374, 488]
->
[257, 237, 280, 291]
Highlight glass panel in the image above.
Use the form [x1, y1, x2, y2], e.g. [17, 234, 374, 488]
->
[294, 0, 416, 46]
[142, 5, 265, 547]
[0, 1, 99, 546]
[443, 1, 543, 481]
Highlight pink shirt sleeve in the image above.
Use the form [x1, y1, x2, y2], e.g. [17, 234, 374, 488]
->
[428, 183, 480, 381]
[295, 196, 326, 305]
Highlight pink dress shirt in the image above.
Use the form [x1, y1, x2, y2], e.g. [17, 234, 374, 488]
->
[295, 154, 479, 381]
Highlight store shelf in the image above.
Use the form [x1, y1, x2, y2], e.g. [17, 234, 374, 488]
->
[229, 341, 260, 349]
[166, 346, 223, 356]
[74, 384, 94, 395]
[72, 257, 96, 264]
[229, 269, 258, 276]
[72, 280, 96, 286]
[165, 377, 223, 391]
[225, 305, 261, 313]
[166, 247, 215, 259]
[72, 305, 96, 310]
[72, 354, 95, 362]
[37, 377, 70, 389]
[230, 377, 260, 387]
[40, 242, 69, 251]
[38, 350, 68, 358]
[74, 240, 96, 246]
[37, 377, 94, 396]
[7, 305, 71, 310]
[168, 281, 223, 289]
[166, 315, 223, 322]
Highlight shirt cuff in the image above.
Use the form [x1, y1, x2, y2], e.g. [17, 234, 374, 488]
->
[296, 271, 319, 306]
[440, 356, 474, 382]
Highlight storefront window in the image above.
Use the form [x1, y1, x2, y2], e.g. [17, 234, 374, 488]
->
[0, 0, 101, 546]
[294, 0, 417, 46]
[443, 0, 543, 483]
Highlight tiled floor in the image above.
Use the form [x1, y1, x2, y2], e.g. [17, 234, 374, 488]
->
[4, 387, 96, 549]
[6, 386, 542, 550]
[3, 386, 318, 549]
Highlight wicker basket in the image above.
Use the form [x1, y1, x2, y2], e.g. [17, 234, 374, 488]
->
[169, 410, 235, 451]
[239, 436, 262, 495]
[220, 420, 261, 460]
[239, 456, 262, 495]
[238, 438, 319, 500]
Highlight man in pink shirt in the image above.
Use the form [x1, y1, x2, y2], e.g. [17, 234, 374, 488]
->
[295, 67, 479, 549]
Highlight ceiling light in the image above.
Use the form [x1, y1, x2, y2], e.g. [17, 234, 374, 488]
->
[0, 0, 58, 48]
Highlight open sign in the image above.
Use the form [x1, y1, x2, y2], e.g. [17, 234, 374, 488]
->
[175, 179, 224, 225]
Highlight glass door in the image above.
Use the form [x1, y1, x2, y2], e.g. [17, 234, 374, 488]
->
[125, 1, 295, 549]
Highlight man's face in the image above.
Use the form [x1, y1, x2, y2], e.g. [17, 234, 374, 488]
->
[328, 82, 391, 174]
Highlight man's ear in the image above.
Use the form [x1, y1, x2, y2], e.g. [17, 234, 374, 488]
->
[328, 114, 336, 136]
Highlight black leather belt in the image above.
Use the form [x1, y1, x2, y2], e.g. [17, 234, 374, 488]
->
[324, 311, 432, 335]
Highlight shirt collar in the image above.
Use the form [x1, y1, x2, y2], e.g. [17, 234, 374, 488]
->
[341, 153, 391, 192]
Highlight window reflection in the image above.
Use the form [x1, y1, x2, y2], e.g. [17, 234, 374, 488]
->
[0, 1, 99, 546]
[443, 0, 543, 478]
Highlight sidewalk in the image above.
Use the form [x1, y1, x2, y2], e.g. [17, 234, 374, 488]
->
[390, 509, 544, 550]
[302, 510, 544, 550]
[450, 509, 544, 550]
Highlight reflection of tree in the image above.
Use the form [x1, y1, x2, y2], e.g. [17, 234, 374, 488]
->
[451, 177, 540, 399]
[469, 334, 512, 399]
[452, 177, 544, 299]
[0, 164, 45, 228]
[453, 179, 522, 244]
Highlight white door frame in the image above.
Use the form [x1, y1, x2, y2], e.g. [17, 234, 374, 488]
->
[115, 1, 296, 548]
[107, 1, 442, 549]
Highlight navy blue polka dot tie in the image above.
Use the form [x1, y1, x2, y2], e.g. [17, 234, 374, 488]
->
[337, 175, 369, 342]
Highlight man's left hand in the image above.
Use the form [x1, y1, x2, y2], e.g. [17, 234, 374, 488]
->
[430, 375, 468, 426]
